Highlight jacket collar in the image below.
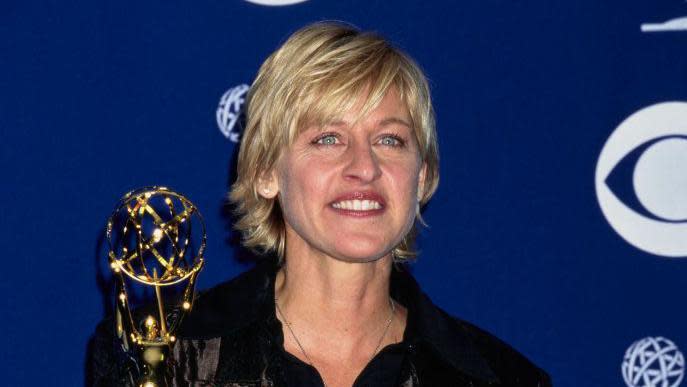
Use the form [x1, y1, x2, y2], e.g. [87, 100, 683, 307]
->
[183, 258, 499, 384]
[390, 264, 499, 384]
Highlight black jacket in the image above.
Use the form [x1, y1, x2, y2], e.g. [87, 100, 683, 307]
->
[89, 259, 551, 386]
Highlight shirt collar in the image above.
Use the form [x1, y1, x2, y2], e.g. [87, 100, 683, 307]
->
[390, 264, 500, 384]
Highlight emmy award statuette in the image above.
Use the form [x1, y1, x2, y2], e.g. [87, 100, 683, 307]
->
[106, 187, 205, 387]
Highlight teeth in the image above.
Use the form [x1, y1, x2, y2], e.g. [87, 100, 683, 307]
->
[332, 200, 382, 211]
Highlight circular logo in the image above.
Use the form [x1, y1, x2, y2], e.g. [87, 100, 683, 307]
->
[595, 102, 687, 257]
[243, 0, 309, 6]
[622, 336, 685, 387]
[216, 84, 250, 143]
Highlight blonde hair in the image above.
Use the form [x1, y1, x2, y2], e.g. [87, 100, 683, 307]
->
[229, 21, 439, 261]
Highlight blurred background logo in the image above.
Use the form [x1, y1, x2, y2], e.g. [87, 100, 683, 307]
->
[216, 84, 250, 143]
[641, 16, 687, 32]
[243, 0, 310, 6]
[622, 337, 684, 387]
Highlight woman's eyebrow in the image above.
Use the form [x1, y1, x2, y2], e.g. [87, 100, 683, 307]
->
[379, 117, 412, 128]
[324, 120, 347, 128]
[315, 117, 411, 131]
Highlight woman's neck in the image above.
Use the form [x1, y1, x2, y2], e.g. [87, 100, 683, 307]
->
[272, 231, 409, 387]
[275, 251, 394, 340]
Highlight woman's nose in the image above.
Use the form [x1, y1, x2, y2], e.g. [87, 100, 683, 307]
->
[342, 141, 382, 183]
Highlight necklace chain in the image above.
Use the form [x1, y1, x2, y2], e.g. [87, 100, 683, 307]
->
[274, 297, 396, 378]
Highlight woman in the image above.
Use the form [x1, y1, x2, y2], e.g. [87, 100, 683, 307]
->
[91, 22, 551, 386]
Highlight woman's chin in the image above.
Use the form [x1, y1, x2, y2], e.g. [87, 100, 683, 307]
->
[326, 239, 394, 263]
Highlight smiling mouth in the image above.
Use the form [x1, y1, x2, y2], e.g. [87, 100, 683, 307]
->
[331, 199, 383, 211]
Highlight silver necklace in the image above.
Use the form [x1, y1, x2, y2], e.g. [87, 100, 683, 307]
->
[274, 297, 396, 379]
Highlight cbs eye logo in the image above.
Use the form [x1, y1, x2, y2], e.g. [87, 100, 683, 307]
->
[595, 102, 687, 257]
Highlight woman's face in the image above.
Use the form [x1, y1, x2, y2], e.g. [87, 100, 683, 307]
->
[267, 88, 426, 263]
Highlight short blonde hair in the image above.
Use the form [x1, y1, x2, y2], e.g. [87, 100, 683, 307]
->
[229, 21, 439, 261]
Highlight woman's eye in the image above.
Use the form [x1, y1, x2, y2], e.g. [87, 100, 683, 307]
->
[379, 135, 404, 147]
[314, 134, 339, 146]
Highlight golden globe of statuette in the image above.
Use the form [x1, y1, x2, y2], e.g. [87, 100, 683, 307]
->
[107, 186, 205, 288]
[106, 186, 205, 386]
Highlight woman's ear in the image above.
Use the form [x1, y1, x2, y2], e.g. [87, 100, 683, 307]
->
[417, 162, 427, 201]
[257, 170, 279, 199]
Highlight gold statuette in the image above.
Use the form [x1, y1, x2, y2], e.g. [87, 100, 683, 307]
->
[106, 186, 205, 387]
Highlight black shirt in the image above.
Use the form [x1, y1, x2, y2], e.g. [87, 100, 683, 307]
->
[89, 258, 551, 386]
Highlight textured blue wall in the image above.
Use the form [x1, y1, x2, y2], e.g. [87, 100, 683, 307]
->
[1, 1, 686, 385]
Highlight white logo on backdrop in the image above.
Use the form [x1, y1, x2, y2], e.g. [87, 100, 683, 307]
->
[641, 16, 687, 32]
[217, 84, 250, 143]
[622, 337, 685, 387]
[244, 0, 309, 6]
[595, 102, 687, 257]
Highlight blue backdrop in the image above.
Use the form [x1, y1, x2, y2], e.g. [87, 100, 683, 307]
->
[2, 1, 686, 386]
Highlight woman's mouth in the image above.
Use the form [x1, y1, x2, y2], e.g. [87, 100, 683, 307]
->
[329, 192, 386, 216]
[331, 200, 383, 210]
